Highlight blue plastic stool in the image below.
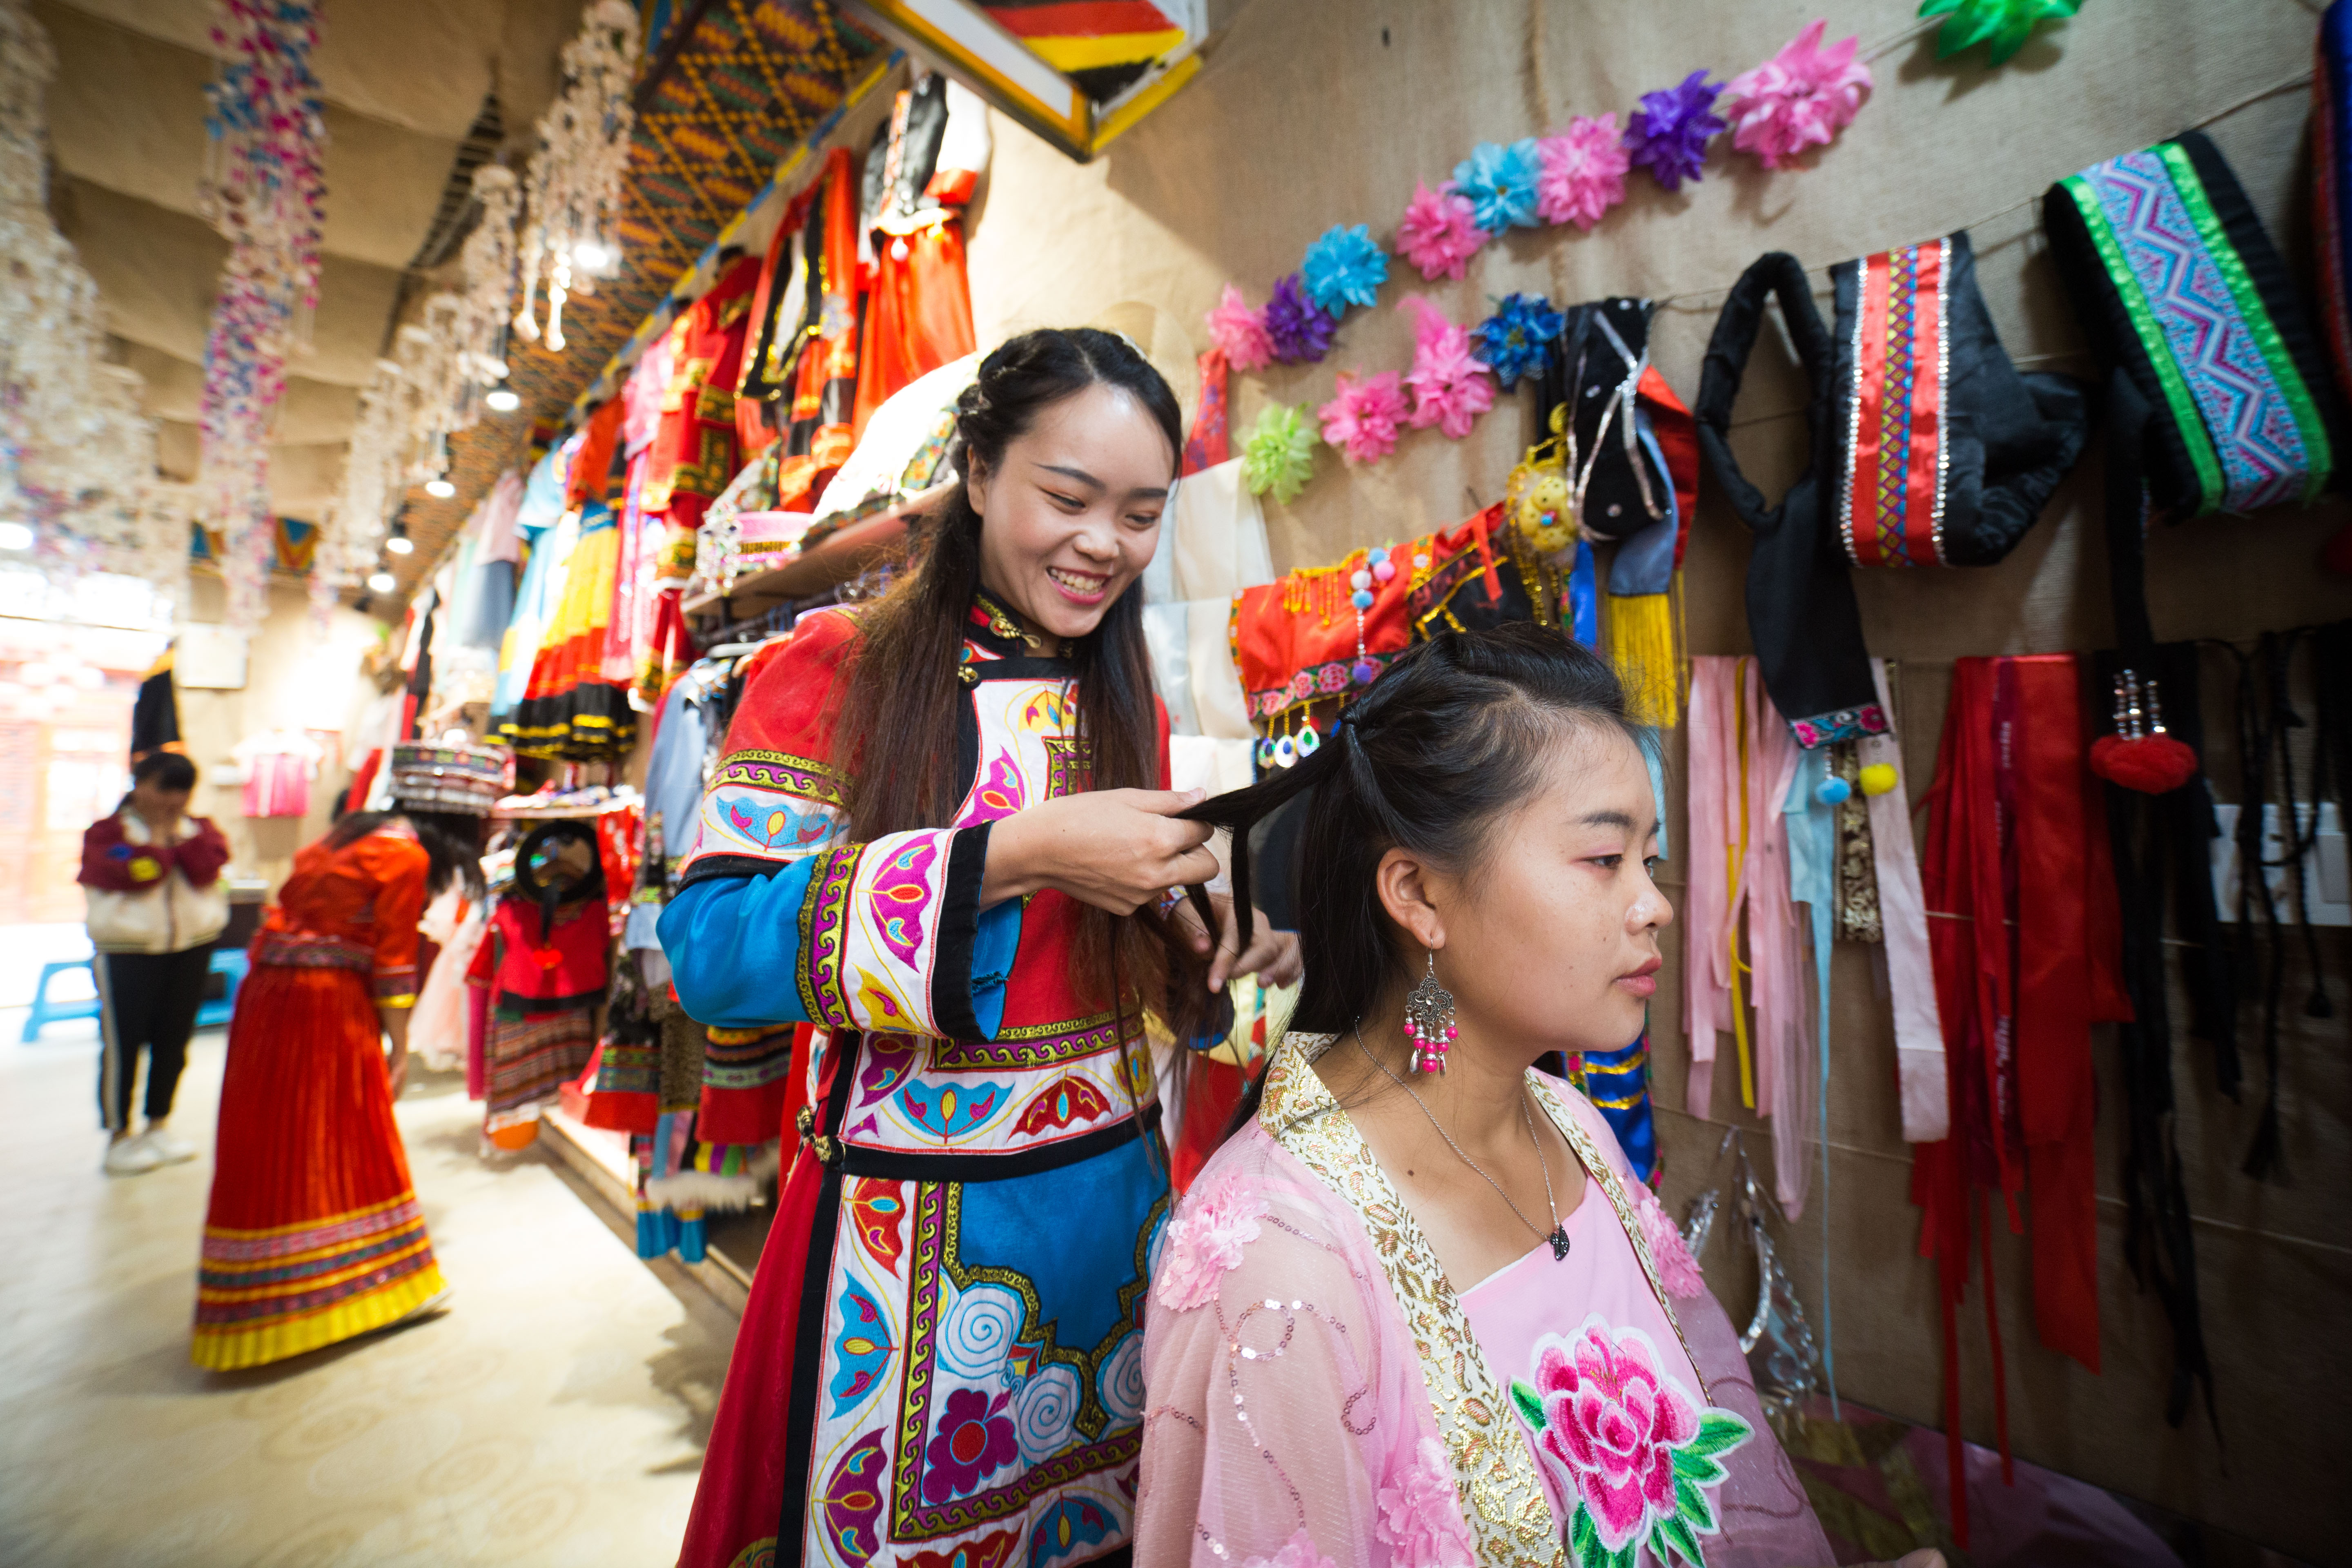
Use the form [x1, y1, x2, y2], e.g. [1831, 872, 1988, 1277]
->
[197, 947, 248, 1029]
[22, 958, 100, 1042]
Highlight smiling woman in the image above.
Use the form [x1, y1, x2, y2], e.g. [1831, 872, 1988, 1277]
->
[655, 327, 1301, 1568]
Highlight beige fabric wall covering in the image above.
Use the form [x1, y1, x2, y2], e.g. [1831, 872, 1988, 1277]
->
[958, 0, 2346, 1557]
[118, 347, 359, 450]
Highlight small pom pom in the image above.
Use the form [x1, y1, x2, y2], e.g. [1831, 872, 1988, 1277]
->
[1351, 658, 1382, 685]
[2089, 733, 2200, 795]
[1371, 559, 1396, 583]
[1858, 762, 1898, 797]
[1350, 570, 1372, 590]
[1350, 589, 1374, 610]
[1814, 775, 1852, 805]
[1369, 546, 1390, 564]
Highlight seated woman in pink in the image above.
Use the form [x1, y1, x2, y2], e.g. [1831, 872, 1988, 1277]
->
[1139, 626, 1928, 1568]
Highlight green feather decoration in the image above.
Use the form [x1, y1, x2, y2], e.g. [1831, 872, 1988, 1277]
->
[1917, 0, 2083, 67]
[1242, 403, 1319, 504]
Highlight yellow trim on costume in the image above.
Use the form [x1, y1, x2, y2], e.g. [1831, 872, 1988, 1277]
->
[191, 1263, 446, 1371]
[1018, 27, 1185, 73]
[376, 994, 418, 1009]
[200, 1192, 419, 1241]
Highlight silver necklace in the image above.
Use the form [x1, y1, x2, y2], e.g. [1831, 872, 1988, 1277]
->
[1355, 1024, 1570, 1261]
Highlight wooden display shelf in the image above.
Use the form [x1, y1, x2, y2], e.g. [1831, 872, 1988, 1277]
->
[681, 483, 953, 625]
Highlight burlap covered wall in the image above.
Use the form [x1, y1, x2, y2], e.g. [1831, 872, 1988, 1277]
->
[951, 1, 2348, 1558]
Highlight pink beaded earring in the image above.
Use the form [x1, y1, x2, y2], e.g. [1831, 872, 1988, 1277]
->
[1401, 950, 1457, 1074]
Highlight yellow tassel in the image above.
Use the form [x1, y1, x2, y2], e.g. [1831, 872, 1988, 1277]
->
[1607, 589, 1680, 728]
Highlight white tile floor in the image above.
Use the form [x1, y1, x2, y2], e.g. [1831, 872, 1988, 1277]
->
[0, 1013, 735, 1566]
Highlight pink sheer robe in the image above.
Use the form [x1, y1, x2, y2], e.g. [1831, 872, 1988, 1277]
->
[1138, 1036, 1829, 1568]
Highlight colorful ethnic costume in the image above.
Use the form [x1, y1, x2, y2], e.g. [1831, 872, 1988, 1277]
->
[661, 599, 1172, 1568]
[1137, 1036, 1830, 1567]
[192, 821, 445, 1369]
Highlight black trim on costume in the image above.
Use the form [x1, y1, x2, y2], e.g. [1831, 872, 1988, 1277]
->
[775, 1037, 859, 1566]
[969, 655, 1074, 682]
[672, 853, 787, 892]
[836, 1101, 1162, 1183]
[928, 822, 993, 1042]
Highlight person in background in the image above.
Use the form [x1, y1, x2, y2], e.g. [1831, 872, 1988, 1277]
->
[189, 738, 501, 1371]
[78, 751, 230, 1176]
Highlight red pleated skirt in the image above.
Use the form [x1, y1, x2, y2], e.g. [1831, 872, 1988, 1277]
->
[191, 963, 445, 1370]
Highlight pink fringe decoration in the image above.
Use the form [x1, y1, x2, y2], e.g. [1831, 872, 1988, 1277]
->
[1399, 297, 1495, 441]
[1394, 180, 1486, 282]
[1206, 284, 1276, 372]
[1721, 19, 1872, 171]
[1536, 113, 1630, 231]
[1317, 371, 1410, 465]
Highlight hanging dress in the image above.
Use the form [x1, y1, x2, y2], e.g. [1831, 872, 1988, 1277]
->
[1136, 1035, 1831, 1568]
[192, 823, 446, 1370]
[660, 597, 1172, 1568]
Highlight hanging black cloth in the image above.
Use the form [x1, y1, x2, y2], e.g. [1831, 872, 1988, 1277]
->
[129, 649, 180, 760]
[1694, 234, 2089, 747]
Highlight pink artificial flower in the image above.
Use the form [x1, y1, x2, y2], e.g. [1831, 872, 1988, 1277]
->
[1394, 180, 1486, 282]
[1317, 371, 1410, 465]
[1528, 1322, 1700, 1552]
[1399, 296, 1495, 441]
[1721, 19, 1872, 171]
[1240, 1530, 1341, 1568]
[1152, 1176, 1266, 1311]
[1207, 284, 1276, 372]
[1634, 1181, 1708, 1299]
[1536, 114, 1630, 231]
[1374, 1437, 1474, 1568]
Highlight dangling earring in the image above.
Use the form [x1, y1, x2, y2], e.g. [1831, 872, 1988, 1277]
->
[1401, 949, 1457, 1074]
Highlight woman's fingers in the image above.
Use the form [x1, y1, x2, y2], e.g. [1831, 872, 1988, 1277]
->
[1205, 895, 1242, 990]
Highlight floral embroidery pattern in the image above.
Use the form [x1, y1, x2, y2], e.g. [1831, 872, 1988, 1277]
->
[1152, 1176, 1267, 1312]
[1512, 1319, 1750, 1567]
[1374, 1436, 1477, 1567]
[1243, 1529, 1343, 1568]
[870, 837, 939, 967]
[922, 1386, 1019, 1502]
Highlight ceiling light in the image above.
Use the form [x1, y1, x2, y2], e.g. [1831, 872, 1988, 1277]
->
[424, 478, 456, 499]
[368, 569, 396, 593]
[572, 239, 613, 271]
[385, 533, 414, 555]
[0, 522, 32, 551]
[484, 388, 521, 413]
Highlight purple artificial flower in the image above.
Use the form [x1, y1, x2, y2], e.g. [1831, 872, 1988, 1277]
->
[1624, 70, 1726, 193]
[1264, 272, 1339, 364]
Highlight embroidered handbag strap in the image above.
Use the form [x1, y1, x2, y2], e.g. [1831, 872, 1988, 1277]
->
[2056, 142, 2332, 517]
[1834, 236, 1955, 568]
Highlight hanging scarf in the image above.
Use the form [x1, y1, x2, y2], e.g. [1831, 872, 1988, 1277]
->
[1695, 238, 2090, 748]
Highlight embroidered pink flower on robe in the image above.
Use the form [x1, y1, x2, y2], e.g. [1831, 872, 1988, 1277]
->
[1721, 19, 1872, 170]
[1397, 297, 1495, 441]
[1513, 1319, 1751, 1562]
[1317, 371, 1410, 465]
[1536, 114, 1630, 231]
[1394, 180, 1486, 281]
[1240, 1529, 1341, 1568]
[1207, 284, 1276, 372]
[1374, 1436, 1474, 1568]
[1154, 1176, 1266, 1311]
[1634, 1181, 1708, 1299]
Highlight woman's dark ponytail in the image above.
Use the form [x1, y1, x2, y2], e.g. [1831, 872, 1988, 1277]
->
[1178, 621, 1645, 1140]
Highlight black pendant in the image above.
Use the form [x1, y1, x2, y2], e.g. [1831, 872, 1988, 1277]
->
[1549, 1225, 1572, 1261]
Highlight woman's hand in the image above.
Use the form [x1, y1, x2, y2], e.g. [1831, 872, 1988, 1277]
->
[982, 789, 1221, 914]
[1170, 893, 1305, 990]
[379, 1006, 412, 1098]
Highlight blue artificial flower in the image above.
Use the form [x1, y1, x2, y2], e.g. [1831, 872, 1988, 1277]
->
[1451, 139, 1541, 234]
[1472, 292, 1565, 390]
[1300, 223, 1390, 315]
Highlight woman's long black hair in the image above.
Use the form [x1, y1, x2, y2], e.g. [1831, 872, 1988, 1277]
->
[329, 808, 488, 901]
[116, 750, 196, 811]
[1178, 622, 1646, 1134]
[829, 327, 1215, 1036]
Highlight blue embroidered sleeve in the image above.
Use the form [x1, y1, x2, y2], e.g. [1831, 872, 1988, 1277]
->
[659, 847, 1024, 1036]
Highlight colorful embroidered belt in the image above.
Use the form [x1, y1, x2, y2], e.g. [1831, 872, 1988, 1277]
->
[1836, 236, 1951, 567]
[2056, 139, 2334, 516]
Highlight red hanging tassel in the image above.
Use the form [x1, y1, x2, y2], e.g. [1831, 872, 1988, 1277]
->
[2089, 668, 2200, 795]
